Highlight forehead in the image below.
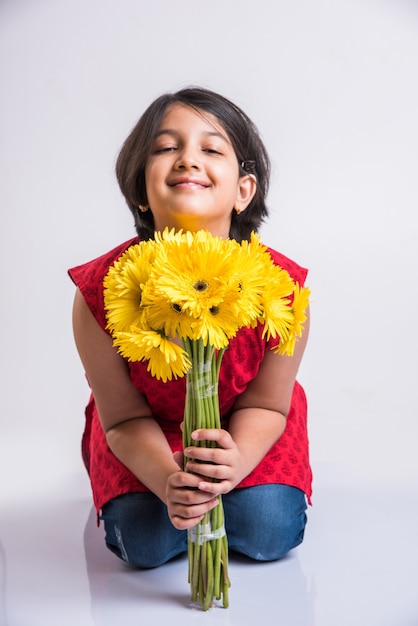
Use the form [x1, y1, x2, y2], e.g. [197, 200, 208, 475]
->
[156, 103, 230, 142]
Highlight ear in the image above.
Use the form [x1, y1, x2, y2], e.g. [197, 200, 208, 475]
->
[234, 174, 257, 214]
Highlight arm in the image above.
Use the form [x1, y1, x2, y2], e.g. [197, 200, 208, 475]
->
[184, 308, 310, 494]
[72, 288, 219, 528]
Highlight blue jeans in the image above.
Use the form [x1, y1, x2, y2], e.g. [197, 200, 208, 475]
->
[100, 485, 307, 569]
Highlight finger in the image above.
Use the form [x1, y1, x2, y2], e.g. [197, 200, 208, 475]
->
[170, 514, 205, 531]
[170, 500, 218, 530]
[169, 470, 202, 490]
[168, 470, 224, 500]
[191, 428, 234, 448]
[186, 459, 230, 483]
[172, 450, 184, 469]
[184, 445, 226, 466]
[169, 498, 219, 530]
[197, 480, 232, 496]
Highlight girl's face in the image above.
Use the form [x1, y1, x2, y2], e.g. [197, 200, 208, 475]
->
[145, 104, 256, 237]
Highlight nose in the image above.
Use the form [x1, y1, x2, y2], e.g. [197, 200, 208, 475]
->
[174, 145, 201, 170]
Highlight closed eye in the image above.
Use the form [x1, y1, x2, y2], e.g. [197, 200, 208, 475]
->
[203, 148, 222, 155]
[154, 146, 177, 153]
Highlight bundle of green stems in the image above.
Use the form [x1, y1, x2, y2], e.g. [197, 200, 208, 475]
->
[182, 338, 230, 611]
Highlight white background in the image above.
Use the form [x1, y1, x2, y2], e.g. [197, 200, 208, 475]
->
[1, 1, 418, 624]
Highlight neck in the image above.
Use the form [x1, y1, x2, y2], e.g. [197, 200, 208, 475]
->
[153, 216, 231, 238]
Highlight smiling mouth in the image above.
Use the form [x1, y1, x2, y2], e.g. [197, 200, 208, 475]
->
[169, 178, 209, 189]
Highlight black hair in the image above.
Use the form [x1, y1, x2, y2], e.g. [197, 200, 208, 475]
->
[115, 87, 271, 242]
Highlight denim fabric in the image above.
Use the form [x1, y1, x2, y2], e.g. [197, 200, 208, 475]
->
[100, 485, 307, 569]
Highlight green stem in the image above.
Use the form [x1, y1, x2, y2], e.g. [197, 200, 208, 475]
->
[203, 540, 214, 611]
[181, 337, 230, 610]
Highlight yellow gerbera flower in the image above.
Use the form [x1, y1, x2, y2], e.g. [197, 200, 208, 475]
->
[140, 282, 198, 340]
[222, 234, 275, 326]
[276, 284, 311, 356]
[259, 264, 295, 342]
[112, 328, 191, 382]
[103, 228, 311, 376]
[150, 231, 238, 320]
[104, 241, 156, 333]
[291, 283, 310, 336]
[187, 304, 241, 348]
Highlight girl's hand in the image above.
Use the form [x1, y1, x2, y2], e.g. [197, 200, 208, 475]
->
[166, 459, 219, 530]
[183, 428, 244, 496]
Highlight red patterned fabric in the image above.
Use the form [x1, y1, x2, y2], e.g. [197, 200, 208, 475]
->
[69, 238, 312, 513]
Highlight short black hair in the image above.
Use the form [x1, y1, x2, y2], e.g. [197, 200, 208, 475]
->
[116, 86, 271, 242]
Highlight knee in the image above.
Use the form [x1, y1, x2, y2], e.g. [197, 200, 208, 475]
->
[104, 516, 186, 569]
[104, 521, 162, 569]
[224, 485, 308, 561]
[261, 509, 307, 560]
[101, 494, 187, 568]
[239, 510, 307, 561]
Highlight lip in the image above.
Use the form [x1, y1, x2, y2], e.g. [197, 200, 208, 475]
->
[168, 176, 210, 189]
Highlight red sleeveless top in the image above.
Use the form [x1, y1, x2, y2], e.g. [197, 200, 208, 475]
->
[69, 238, 312, 513]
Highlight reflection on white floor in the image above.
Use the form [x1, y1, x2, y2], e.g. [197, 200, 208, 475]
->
[1, 471, 417, 626]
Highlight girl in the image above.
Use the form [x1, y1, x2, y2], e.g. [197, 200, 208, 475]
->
[69, 87, 312, 569]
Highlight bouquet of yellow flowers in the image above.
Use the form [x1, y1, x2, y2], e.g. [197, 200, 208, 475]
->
[103, 228, 310, 610]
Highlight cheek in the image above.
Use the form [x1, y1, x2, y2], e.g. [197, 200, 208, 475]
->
[144, 165, 160, 197]
[213, 161, 240, 185]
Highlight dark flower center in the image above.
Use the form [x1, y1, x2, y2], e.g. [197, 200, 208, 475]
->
[171, 303, 182, 313]
[193, 280, 209, 292]
[209, 306, 219, 316]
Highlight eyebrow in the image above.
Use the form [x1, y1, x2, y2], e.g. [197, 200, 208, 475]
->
[155, 129, 230, 144]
